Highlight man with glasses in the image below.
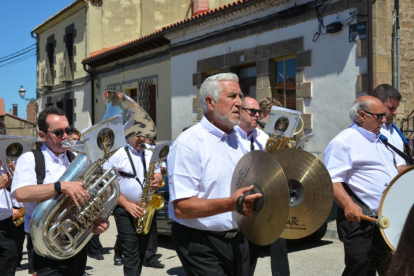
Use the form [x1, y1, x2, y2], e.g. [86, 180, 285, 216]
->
[324, 96, 400, 275]
[11, 106, 109, 276]
[372, 84, 411, 165]
[235, 97, 290, 276]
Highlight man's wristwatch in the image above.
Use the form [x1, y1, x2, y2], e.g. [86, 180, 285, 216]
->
[54, 181, 62, 194]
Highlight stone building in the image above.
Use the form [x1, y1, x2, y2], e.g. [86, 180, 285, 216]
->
[0, 99, 36, 137]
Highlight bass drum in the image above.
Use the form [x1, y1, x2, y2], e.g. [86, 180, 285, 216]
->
[379, 166, 414, 251]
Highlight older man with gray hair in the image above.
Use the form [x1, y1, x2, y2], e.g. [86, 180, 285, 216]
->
[324, 95, 401, 276]
[168, 73, 262, 275]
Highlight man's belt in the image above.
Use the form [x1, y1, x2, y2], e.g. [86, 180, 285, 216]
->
[203, 228, 240, 239]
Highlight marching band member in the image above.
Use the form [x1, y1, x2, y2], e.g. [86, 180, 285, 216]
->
[168, 73, 262, 275]
[235, 96, 290, 276]
[0, 121, 18, 275]
[11, 107, 109, 276]
[324, 96, 401, 276]
[372, 84, 410, 168]
[104, 135, 163, 275]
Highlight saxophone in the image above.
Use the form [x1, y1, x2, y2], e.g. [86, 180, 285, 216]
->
[135, 161, 165, 234]
[13, 207, 26, 227]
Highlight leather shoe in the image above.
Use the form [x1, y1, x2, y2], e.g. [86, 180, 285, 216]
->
[95, 252, 104, 260]
[114, 256, 123, 266]
[16, 265, 23, 271]
[145, 260, 165, 269]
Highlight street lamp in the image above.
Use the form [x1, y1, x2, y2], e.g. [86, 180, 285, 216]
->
[18, 85, 38, 137]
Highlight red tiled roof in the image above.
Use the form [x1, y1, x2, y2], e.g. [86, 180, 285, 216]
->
[83, 0, 257, 63]
[85, 29, 164, 61]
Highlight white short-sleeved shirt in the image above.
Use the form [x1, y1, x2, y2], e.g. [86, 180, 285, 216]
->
[234, 126, 269, 152]
[104, 144, 160, 204]
[380, 124, 406, 167]
[11, 144, 70, 232]
[324, 123, 399, 214]
[168, 117, 245, 231]
[0, 164, 13, 221]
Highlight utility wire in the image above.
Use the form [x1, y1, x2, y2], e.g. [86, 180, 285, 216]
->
[0, 53, 36, 69]
[0, 44, 36, 60]
[0, 48, 36, 63]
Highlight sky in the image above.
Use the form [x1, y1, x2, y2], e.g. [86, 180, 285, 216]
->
[0, 0, 74, 119]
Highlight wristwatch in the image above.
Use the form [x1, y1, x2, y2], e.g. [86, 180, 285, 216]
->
[54, 181, 62, 194]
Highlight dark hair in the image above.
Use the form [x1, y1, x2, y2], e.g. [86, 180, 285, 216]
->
[37, 106, 66, 132]
[387, 204, 414, 276]
[0, 121, 6, 135]
[71, 129, 81, 137]
[372, 84, 402, 103]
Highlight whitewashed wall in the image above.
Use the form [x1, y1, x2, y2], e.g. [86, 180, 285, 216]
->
[170, 8, 367, 158]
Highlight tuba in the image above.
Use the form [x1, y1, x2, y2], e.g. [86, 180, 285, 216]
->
[30, 90, 156, 260]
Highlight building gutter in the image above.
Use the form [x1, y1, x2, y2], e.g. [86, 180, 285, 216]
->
[367, 0, 374, 93]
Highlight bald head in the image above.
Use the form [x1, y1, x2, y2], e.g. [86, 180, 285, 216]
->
[239, 97, 260, 135]
[350, 95, 386, 134]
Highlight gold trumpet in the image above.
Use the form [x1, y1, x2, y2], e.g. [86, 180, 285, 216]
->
[265, 117, 304, 153]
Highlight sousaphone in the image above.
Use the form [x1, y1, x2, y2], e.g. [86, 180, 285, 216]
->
[31, 90, 156, 260]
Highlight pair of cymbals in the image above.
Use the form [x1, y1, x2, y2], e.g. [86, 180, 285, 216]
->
[233, 149, 333, 245]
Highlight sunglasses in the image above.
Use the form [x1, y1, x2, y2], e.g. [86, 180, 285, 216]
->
[365, 111, 386, 121]
[43, 127, 74, 138]
[242, 108, 263, 116]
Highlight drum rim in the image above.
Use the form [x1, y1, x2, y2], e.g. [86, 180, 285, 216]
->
[378, 165, 414, 252]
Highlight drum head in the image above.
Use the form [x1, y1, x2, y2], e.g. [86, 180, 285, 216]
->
[379, 166, 414, 251]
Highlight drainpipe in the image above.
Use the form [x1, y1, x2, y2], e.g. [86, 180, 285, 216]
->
[83, 63, 95, 125]
[367, 0, 374, 93]
[31, 31, 40, 120]
[395, 0, 401, 92]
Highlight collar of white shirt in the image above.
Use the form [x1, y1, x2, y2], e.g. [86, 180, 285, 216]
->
[234, 125, 256, 140]
[382, 123, 394, 134]
[351, 122, 380, 143]
[42, 143, 67, 163]
[200, 116, 236, 142]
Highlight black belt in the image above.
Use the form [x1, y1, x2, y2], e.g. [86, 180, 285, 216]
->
[202, 228, 240, 239]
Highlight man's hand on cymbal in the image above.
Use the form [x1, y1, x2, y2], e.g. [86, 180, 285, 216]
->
[231, 185, 262, 216]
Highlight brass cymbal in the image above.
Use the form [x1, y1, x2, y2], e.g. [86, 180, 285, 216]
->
[270, 148, 333, 239]
[233, 151, 290, 245]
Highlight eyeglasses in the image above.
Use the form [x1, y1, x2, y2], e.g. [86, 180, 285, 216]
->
[242, 108, 263, 116]
[365, 111, 386, 121]
[43, 127, 74, 138]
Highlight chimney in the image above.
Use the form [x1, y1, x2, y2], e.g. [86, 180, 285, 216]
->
[192, 0, 209, 16]
[12, 104, 18, 117]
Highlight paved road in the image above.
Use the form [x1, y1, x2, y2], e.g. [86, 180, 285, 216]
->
[16, 216, 345, 275]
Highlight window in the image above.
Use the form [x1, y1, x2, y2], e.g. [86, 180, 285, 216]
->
[238, 65, 256, 98]
[272, 56, 296, 109]
[47, 42, 55, 81]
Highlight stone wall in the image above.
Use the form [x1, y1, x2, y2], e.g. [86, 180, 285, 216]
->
[399, 0, 414, 124]
[3, 114, 36, 137]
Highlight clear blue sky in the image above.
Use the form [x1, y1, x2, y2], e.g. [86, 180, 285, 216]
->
[0, 0, 73, 119]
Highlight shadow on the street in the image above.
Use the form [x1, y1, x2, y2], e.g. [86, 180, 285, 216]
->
[287, 239, 334, 253]
[254, 239, 334, 258]
[167, 266, 186, 275]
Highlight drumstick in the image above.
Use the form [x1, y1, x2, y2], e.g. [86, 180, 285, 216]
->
[359, 215, 390, 229]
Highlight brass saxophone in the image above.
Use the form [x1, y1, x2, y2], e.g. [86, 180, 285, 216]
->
[135, 161, 165, 234]
[13, 207, 26, 227]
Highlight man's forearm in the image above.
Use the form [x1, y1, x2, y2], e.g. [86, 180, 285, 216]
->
[173, 197, 234, 219]
[333, 182, 354, 210]
[15, 184, 58, 202]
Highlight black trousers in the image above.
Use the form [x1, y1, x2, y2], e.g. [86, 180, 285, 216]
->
[144, 218, 159, 263]
[33, 246, 87, 276]
[113, 205, 153, 276]
[87, 234, 103, 255]
[0, 216, 18, 276]
[337, 207, 392, 276]
[114, 235, 122, 257]
[171, 222, 250, 276]
[14, 221, 25, 266]
[26, 233, 34, 272]
[248, 238, 290, 276]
